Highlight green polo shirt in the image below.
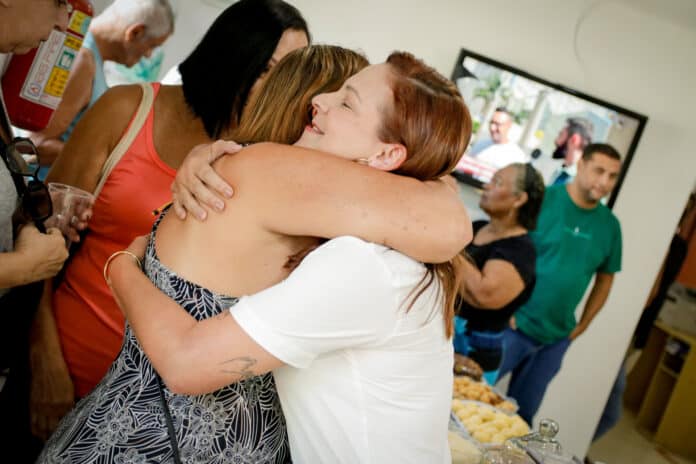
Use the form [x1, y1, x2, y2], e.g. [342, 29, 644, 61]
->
[516, 185, 622, 344]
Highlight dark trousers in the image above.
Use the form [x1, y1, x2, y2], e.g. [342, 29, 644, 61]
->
[0, 281, 44, 463]
[497, 328, 571, 425]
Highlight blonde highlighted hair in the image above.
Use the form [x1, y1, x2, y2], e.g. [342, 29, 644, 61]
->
[233, 45, 369, 145]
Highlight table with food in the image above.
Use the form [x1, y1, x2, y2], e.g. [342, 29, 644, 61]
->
[448, 355, 581, 464]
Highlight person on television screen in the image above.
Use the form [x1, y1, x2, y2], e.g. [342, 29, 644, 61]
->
[469, 107, 528, 169]
[545, 117, 594, 186]
[497, 142, 623, 426]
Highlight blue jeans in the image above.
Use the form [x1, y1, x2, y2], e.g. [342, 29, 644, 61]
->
[592, 363, 626, 441]
[497, 328, 571, 425]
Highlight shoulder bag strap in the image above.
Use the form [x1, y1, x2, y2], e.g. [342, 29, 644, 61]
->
[157, 375, 182, 464]
[93, 82, 155, 197]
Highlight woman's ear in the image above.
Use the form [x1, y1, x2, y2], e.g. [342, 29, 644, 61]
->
[367, 144, 407, 171]
[514, 191, 529, 209]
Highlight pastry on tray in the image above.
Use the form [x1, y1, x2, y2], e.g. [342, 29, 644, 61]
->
[453, 353, 483, 381]
[452, 375, 517, 413]
[451, 399, 530, 444]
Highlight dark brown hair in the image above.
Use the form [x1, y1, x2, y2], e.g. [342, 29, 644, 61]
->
[511, 162, 545, 230]
[179, 0, 310, 138]
[582, 142, 622, 162]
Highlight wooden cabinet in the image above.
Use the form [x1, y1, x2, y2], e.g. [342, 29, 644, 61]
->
[624, 320, 696, 459]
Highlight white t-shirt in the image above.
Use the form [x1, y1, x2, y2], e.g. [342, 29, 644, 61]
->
[231, 236, 453, 464]
[469, 138, 494, 156]
[472, 140, 528, 169]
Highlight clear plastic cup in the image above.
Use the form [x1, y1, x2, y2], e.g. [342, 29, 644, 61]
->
[46, 182, 95, 244]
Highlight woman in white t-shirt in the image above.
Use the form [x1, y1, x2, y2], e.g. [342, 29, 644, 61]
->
[103, 50, 472, 463]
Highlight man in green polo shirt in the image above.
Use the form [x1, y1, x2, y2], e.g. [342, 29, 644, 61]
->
[497, 143, 623, 425]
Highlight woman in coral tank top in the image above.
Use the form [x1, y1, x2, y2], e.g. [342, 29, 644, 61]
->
[29, 0, 310, 440]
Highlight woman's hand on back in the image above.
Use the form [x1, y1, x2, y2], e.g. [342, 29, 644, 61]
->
[171, 140, 243, 221]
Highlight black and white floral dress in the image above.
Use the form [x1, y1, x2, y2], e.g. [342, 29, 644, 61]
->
[38, 211, 290, 463]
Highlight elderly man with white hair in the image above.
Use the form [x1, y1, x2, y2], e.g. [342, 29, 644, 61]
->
[29, 0, 174, 170]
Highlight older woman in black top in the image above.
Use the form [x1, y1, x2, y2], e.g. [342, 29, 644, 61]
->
[455, 163, 545, 384]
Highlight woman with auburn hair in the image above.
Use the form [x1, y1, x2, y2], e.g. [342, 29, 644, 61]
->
[103, 51, 472, 463]
[38, 47, 472, 464]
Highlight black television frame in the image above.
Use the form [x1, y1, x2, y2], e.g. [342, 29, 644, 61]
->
[450, 48, 648, 209]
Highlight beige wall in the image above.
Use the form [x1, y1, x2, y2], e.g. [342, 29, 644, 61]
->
[160, 0, 696, 456]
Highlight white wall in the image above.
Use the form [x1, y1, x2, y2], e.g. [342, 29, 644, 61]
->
[159, 0, 222, 76]
[90, 0, 111, 14]
[161, 0, 696, 456]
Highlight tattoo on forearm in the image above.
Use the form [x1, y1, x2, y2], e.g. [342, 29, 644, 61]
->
[215, 311, 256, 379]
[220, 356, 257, 380]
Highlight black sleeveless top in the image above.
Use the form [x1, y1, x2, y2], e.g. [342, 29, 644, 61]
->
[457, 220, 536, 332]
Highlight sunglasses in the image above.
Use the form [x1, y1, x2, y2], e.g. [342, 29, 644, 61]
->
[4, 138, 52, 233]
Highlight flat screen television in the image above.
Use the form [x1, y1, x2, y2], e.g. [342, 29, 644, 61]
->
[450, 48, 647, 209]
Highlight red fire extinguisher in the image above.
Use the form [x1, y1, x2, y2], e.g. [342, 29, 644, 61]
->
[2, 0, 94, 132]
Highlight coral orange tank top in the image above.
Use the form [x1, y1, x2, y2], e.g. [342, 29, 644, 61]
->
[53, 83, 176, 397]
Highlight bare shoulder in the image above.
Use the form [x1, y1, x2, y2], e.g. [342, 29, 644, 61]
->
[84, 84, 149, 142]
[93, 84, 146, 120]
[62, 84, 147, 160]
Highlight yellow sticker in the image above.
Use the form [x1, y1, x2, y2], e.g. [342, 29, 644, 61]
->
[44, 68, 70, 98]
[68, 10, 91, 36]
[64, 34, 83, 51]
